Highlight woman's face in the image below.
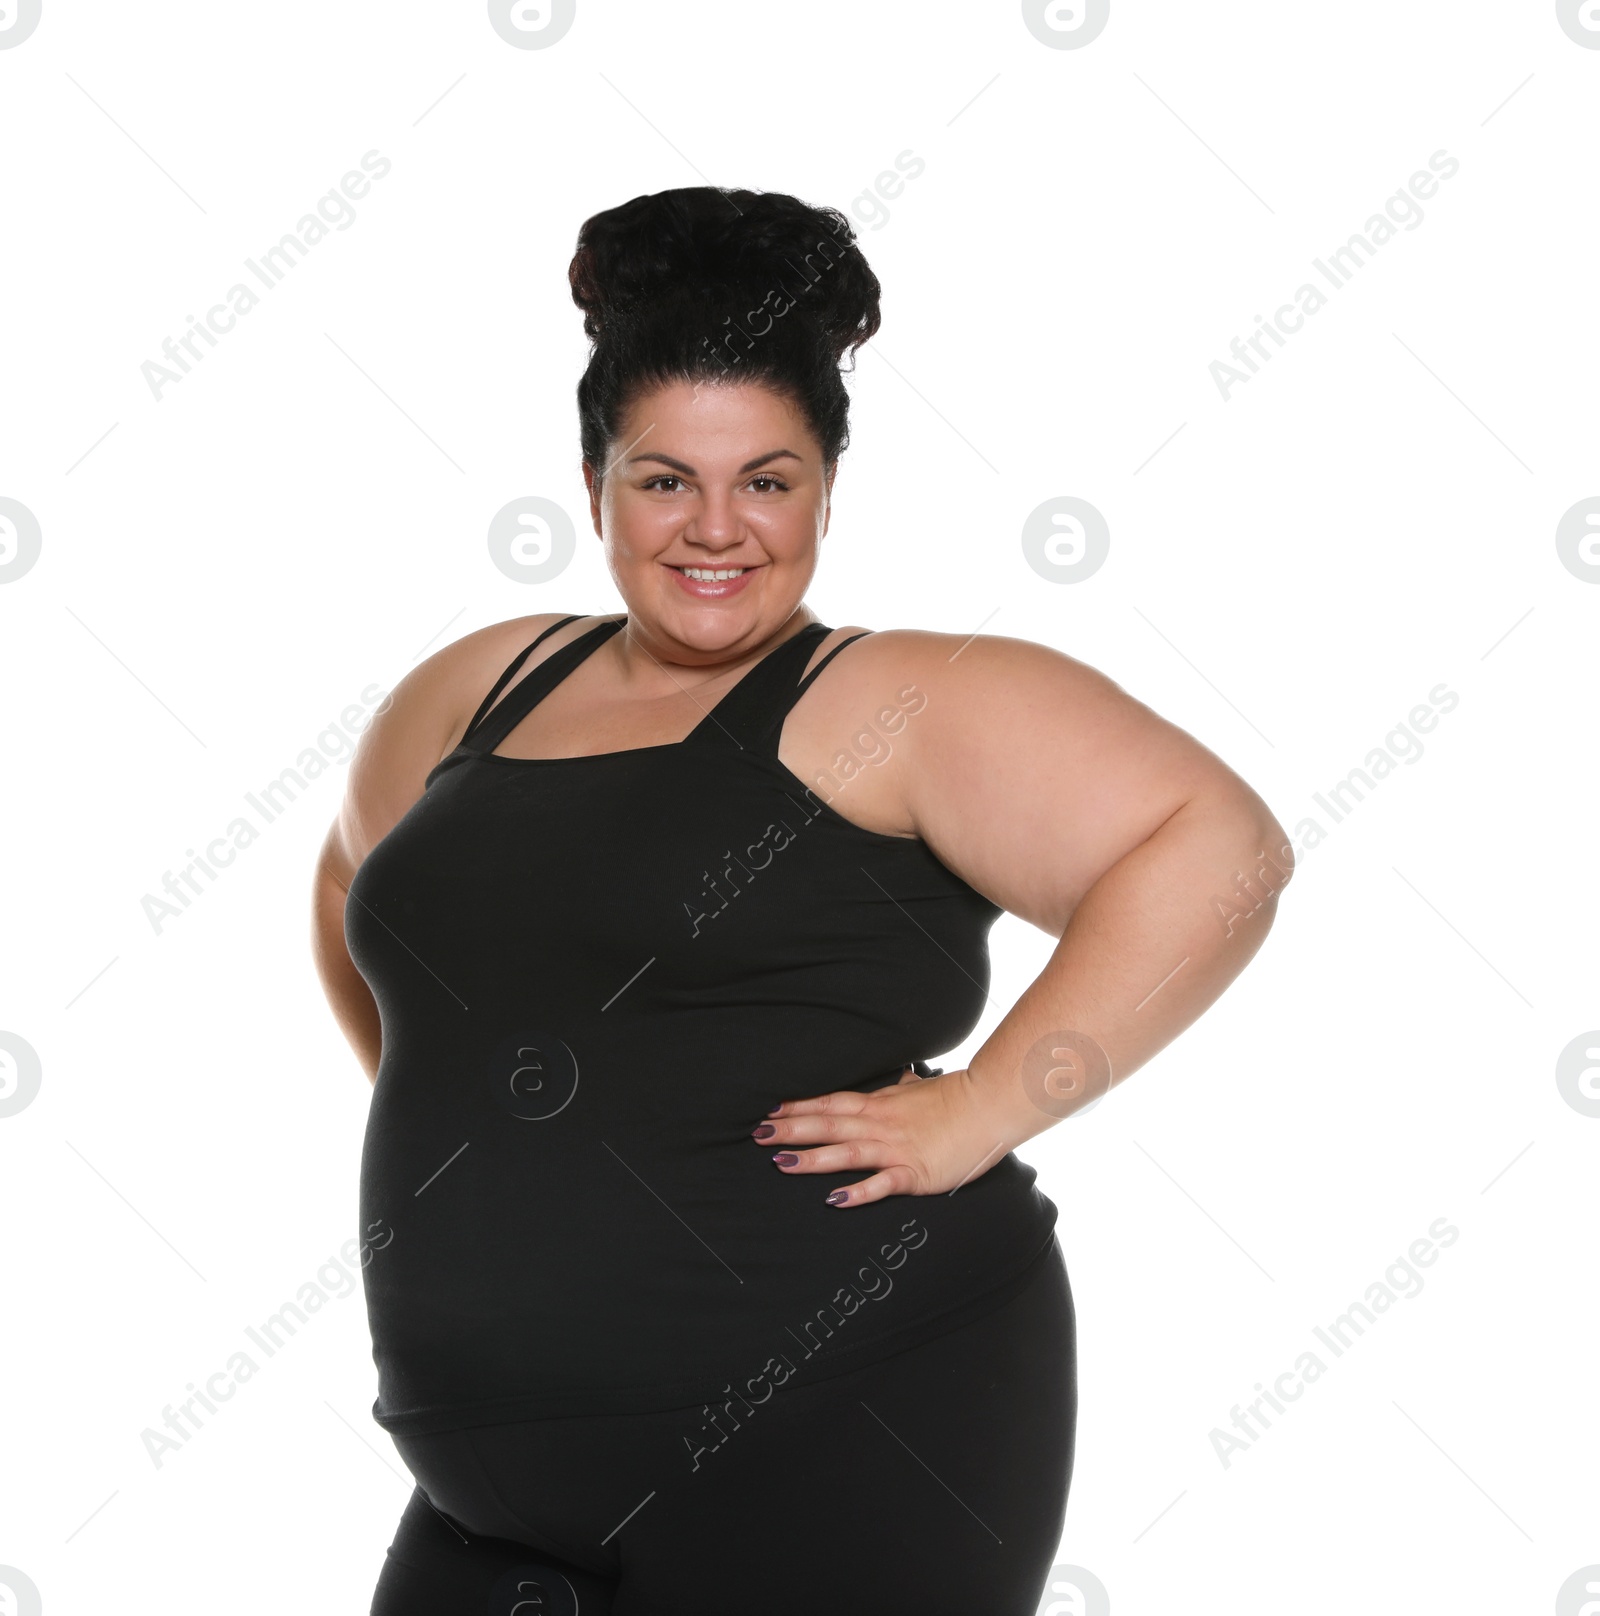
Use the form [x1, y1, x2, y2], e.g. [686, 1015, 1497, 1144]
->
[583, 377, 835, 657]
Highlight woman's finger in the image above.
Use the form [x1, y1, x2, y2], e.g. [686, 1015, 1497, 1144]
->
[821, 1165, 918, 1208]
[765, 1086, 870, 1121]
[767, 1129, 889, 1173]
[765, 1065, 919, 1125]
[756, 1103, 902, 1150]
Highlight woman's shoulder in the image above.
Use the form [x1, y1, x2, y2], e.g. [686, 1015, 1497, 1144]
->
[466, 609, 621, 666]
[434, 610, 623, 730]
[442, 608, 627, 688]
[806, 623, 1111, 700]
[792, 623, 1120, 767]
[802, 623, 1142, 796]
[337, 612, 605, 858]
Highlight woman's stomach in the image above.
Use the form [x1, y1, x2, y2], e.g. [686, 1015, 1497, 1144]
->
[357, 1013, 1059, 1427]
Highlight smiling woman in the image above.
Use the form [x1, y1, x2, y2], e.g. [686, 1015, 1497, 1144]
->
[312, 184, 1290, 1614]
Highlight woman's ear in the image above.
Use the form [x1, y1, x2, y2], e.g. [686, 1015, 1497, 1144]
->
[582, 459, 604, 538]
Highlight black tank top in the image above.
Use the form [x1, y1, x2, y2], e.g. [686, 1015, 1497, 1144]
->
[348, 614, 1059, 1433]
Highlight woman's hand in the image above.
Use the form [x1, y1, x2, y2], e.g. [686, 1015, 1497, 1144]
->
[750, 1065, 1014, 1208]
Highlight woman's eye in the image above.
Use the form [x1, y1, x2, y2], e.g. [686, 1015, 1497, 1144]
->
[641, 474, 788, 493]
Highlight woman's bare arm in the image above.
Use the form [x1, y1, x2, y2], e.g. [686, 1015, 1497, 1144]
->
[310, 614, 570, 1084]
[312, 819, 385, 1085]
[886, 627, 1292, 1142]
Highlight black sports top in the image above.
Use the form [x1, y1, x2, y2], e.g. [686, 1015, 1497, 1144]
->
[348, 613, 1060, 1434]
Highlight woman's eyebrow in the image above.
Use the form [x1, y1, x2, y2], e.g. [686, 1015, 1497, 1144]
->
[627, 449, 804, 475]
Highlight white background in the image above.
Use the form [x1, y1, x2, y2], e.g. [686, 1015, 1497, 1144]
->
[1, 2, 1595, 1612]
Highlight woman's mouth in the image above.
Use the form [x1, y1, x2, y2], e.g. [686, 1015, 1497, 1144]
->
[666, 564, 758, 598]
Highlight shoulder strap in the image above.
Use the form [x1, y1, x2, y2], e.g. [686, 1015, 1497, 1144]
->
[461, 616, 625, 757]
[681, 622, 829, 754]
[786, 630, 874, 712]
[461, 614, 586, 743]
[687, 624, 875, 757]
[752, 629, 874, 753]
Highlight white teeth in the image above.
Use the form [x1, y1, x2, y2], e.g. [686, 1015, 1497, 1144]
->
[679, 567, 746, 581]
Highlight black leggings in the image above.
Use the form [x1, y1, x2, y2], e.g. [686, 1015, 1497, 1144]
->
[370, 1235, 1076, 1614]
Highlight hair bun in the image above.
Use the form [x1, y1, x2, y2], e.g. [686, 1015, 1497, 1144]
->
[569, 187, 881, 364]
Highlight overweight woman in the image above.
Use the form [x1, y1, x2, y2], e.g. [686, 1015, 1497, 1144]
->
[312, 186, 1292, 1615]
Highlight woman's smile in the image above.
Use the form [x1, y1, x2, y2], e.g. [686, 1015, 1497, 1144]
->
[663, 560, 761, 598]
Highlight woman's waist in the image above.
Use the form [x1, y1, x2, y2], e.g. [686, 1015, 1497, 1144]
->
[360, 1148, 1054, 1326]
[363, 1190, 1060, 1428]
[364, 1047, 946, 1152]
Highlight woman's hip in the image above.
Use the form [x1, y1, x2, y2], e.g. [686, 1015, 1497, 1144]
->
[388, 1234, 1077, 1609]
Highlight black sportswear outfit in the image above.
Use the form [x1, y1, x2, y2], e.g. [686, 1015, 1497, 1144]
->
[347, 614, 1076, 1611]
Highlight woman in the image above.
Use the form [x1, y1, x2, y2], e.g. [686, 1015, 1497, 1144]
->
[313, 186, 1292, 1614]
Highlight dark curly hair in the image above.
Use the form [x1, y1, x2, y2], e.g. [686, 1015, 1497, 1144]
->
[569, 186, 883, 485]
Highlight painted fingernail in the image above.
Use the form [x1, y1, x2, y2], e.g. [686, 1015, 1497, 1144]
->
[825, 1190, 848, 1205]
[767, 1106, 782, 1116]
[751, 1124, 775, 1140]
[773, 1152, 799, 1167]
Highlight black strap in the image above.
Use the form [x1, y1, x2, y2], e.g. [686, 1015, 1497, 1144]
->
[452, 617, 874, 766]
[461, 617, 625, 758]
[680, 623, 835, 753]
[748, 629, 874, 755]
[461, 614, 587, 745]
[790, 631, 873, 705]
